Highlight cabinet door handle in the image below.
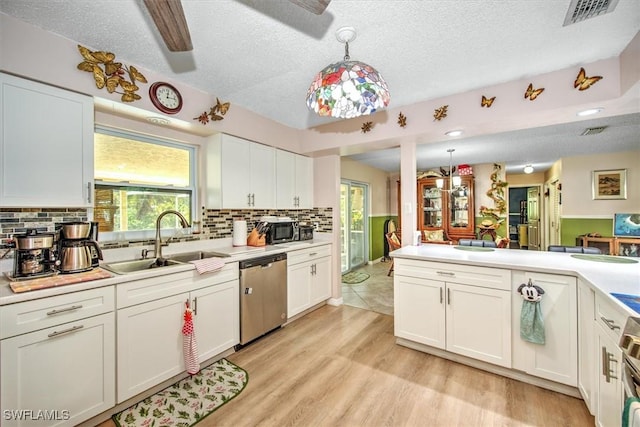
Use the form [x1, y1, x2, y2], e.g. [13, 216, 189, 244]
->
[247, 194, 252, 206]
[437, 271, 455, 277]
[251, 193, 255, 206]
[447, 288, 451, 305]
[602, 346, 619, 383]
[309, 253, 317, 257]
[601, 316, 621, 331]
[193, 297, 198, 315]
[47, 305, 83, 316]
[48, 324, 84, 338]
[87, 182, 92, 204]
[439, 287, 443, 304]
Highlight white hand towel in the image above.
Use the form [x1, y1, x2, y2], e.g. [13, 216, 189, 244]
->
[189, 257, 225, 274]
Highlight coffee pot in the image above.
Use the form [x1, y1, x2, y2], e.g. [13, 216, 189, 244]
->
[11, 229, 58, 279]
[57, 221, 103, 274]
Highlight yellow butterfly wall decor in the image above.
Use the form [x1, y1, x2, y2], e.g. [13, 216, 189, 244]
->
[524, 83, 544, 101]
[215, 97, 230, 115]
[574, 67, 602, 91]
[481, 95, 496, 108]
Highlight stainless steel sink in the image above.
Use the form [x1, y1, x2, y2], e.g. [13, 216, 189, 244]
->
[101, 251, 230, 275]
[167, 251, 230, 262]
[101, 258, 185, 275]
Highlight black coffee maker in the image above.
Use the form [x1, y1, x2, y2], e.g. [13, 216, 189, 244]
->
[12, 229, 58, 279]
[57, 222, 102, 274]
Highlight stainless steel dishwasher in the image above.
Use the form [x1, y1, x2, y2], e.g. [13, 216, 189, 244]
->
[239, 252, 287, 345]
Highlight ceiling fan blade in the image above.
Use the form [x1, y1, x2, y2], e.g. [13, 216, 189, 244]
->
[288, 0, 331, 15]
[143, 0, 193, 52]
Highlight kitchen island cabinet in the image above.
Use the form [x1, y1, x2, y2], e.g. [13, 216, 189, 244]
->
[511, 271, 577, 387]
[0, 72, 94, 208]
[391, 243, 638, 426]
[394, 259, 512, 368]
[0, 287, 115, 427]
[116, 263, 239, 403]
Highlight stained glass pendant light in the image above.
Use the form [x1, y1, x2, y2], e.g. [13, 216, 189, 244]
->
[306, 26, 390, 119]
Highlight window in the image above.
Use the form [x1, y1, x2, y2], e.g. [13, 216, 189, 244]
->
[94, 127, 196, 240]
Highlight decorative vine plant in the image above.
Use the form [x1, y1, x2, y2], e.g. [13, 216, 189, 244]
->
[479, 163, 508, 223]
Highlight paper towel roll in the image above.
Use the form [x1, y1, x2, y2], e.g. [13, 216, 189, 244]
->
[232, 220, 247, 246]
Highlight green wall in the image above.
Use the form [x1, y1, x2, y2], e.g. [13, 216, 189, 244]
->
[560, 218, 613, 246]
[370, 216, 397, 261]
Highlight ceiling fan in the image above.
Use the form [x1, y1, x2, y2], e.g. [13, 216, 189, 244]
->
[143, 0, 332, 52]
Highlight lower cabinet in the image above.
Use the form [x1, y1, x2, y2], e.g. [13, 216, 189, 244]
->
[394, 259, 512, 368]
[287, 244, 332, 318]
[578, 279, 596, 413]
[595, 322, 623, 427]
[0, 287, 115, 427]
[116, 266, 239, 403]
[594, 293, 626, 427]
[511, 271, 578, 387]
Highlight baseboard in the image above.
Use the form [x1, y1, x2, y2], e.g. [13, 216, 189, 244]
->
[327, 297, 343, 306]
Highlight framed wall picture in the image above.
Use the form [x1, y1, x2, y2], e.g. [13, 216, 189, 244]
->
[614, 213, 640, 237]
[592, 169, 627, 200]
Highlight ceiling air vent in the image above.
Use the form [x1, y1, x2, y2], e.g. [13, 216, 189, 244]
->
[563, 0, 620, 26]
[581, 126, 607, 136]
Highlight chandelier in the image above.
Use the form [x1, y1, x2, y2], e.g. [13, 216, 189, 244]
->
[436, 149, 465, 195]
[306, 26, 390, 119]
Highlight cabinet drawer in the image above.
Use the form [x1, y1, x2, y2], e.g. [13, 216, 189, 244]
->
[596, 293, 626, 342]
[395, 259, 511, 290]
[117, 262, 238, 308]
[0, 286, 114, 339]
[287, 244, 331, 266]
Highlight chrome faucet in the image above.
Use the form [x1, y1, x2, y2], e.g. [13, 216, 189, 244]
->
[154, 210, 190, 260]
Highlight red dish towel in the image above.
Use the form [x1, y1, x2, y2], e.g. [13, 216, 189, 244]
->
[182, 306, 200, 375]
[189, 257, 225, 274]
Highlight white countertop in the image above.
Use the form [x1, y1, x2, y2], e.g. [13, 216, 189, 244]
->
[0, 234, 332, 306]
[391, 244, 640, 316]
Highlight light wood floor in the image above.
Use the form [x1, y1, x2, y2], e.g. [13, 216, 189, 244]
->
[100, 304, 594, 426]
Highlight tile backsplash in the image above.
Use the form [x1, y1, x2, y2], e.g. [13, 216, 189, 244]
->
[0, 207, 333, 252]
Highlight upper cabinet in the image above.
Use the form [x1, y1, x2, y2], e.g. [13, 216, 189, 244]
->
[275, 150, 313, 209]
[417, 175, 475, 242]
[0, 73, 94, 207]
[205, 134, 275, 209]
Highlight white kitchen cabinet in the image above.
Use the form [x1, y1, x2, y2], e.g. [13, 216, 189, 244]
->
[287, 244, 332, 318]
[116, 265, 240, 403]
[191, 279, 239, 362]
[0, 287, 115, 427]
[594, 293, 625, 427]
[578, 279, 596, 414]
[511, 271, 578, 387]
[394, 259, 512, 368]
[595, 321, 623, 427]
[205, 133, 275, 209]
[275, 150, 313, 209]
[0, 72, 94, 207]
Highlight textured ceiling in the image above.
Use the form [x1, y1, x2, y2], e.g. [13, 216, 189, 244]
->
[1, 0, 639, 172]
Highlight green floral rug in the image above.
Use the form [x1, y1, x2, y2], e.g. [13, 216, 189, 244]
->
[342, 271, 370, 284]
[113, 358, 248, 427]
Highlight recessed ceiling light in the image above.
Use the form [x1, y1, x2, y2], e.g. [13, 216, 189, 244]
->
[523, 165, 534, 174]
[445, 130, 463, 137]
[577, 107, 603, 117]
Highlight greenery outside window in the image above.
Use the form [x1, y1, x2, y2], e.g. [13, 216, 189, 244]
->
[94, 127, 196, 241]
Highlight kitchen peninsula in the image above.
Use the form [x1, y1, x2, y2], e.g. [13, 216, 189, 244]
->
[390, 243, 639, 427]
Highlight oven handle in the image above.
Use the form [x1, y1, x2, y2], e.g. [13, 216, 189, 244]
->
[623, 360, 639, 398]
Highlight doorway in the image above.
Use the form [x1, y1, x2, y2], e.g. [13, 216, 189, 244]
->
[507, 185, 543, 250]
[340, 180, 369, 273]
